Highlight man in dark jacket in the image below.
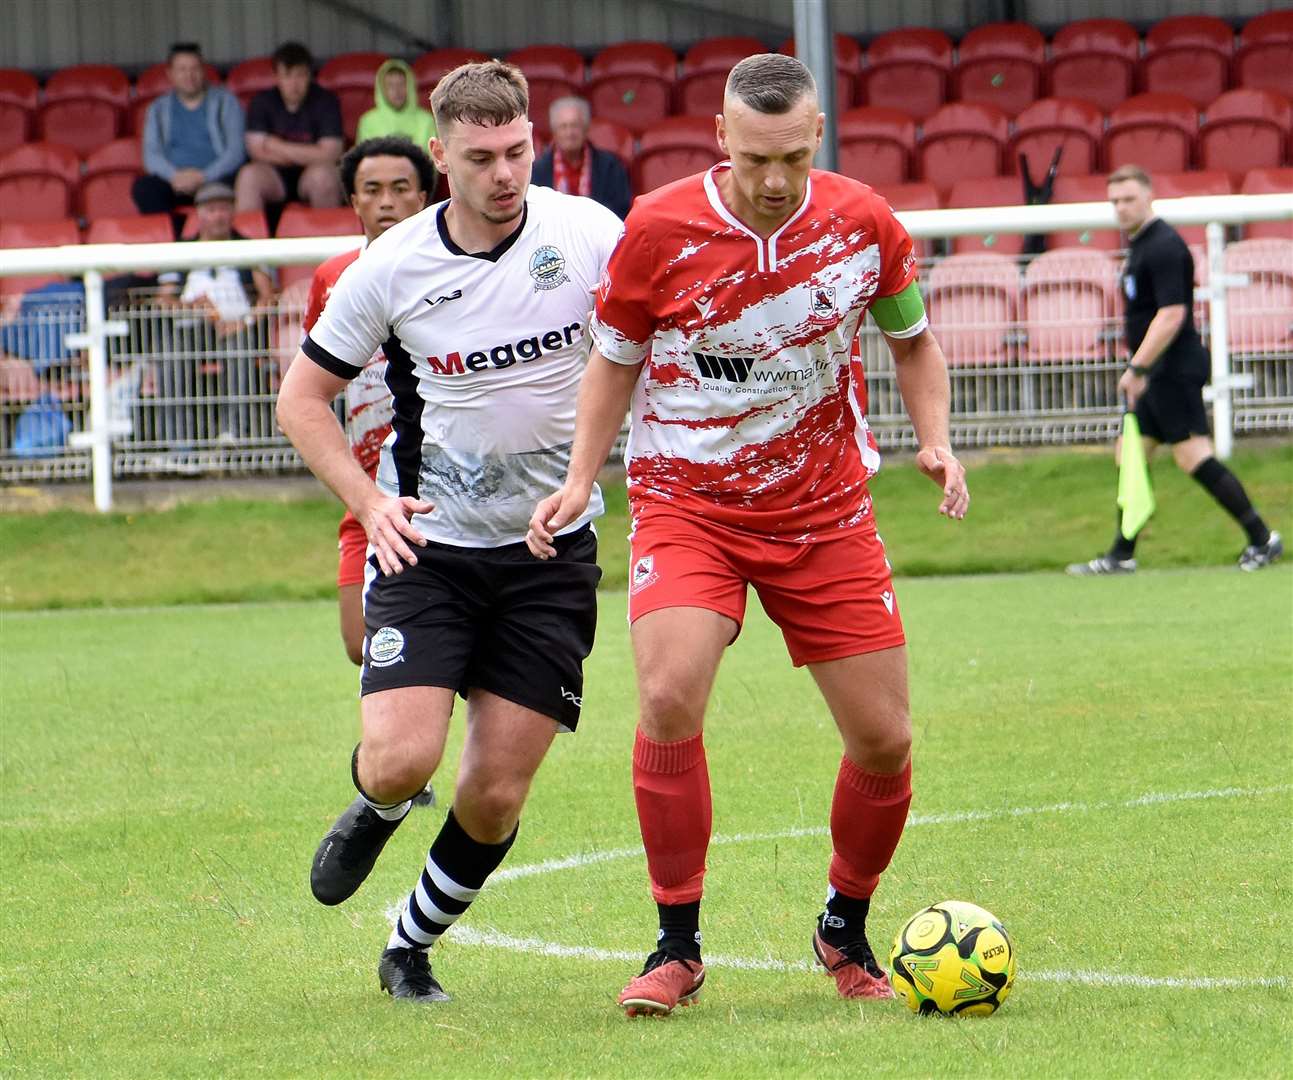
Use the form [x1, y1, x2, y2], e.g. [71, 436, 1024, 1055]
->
[532, 96, 632, 219]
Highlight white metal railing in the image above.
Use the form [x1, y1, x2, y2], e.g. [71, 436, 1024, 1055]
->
[1, 193, 1290, 510]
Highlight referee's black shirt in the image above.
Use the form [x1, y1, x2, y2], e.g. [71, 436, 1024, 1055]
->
[1120, 217, 1210, 383]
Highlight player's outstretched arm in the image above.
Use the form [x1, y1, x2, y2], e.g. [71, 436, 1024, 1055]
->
[527, 347, 643, 559]
[277, 348, 432, 575]
[886, 327, 969, 520]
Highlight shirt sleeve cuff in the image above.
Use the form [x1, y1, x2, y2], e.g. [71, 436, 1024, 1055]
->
[590, 319, 650, 365]
[302, 334, 364, 379]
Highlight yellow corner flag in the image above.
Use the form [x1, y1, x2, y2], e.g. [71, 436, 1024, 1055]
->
[1118, 412, 1155, 540]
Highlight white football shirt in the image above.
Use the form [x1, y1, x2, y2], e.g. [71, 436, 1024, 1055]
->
[304, 184, 622, 547]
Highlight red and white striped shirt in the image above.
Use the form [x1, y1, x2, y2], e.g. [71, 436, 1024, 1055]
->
[590, 164, 924, 542]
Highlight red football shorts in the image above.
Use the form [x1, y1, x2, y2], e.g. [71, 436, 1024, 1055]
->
[337, 511, 369, 588]
[627, 511, 905, 666]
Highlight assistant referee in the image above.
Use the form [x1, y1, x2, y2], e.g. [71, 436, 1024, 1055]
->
[1067, 164, 1282, 575]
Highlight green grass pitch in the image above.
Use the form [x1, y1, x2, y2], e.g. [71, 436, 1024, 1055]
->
[2, 566, 1289, 1078]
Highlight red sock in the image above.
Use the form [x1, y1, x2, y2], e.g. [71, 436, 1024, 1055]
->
[633, 730, 711, 904]
[828, 756, 912, 899]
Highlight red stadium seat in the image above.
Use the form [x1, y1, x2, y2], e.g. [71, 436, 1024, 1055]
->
[1151, 170, 1234, 245]
[0, 217, 80, 297]
[589, 42, 677, 81]
[588, 118, 636, 166]
[44, 64, 130, 107]
[1009, 97, 1105, 179]
[1240, 168, 1293, 239]
[837, 107, 916, 188]
[0, 142, 79, 221]
[1199, 89, 1292, 185]
[318, 52, 387, 91]
[1140, 49, 1230, 109]
[861, 28, 952, 119]
[134, 61, 221, 102]
[779, 34, 862, 110]
[335, 87, 374, 142]
[679, 34, 767, 117]
[1048, 173, 1121, 251]
[527, 79, 582, 138]
[226, 57, 276, 107]
[84, 213, 173, 244]
[0, 68, 39, 110]
[1047, 54, 1135, 115]
[631, 116, 722, 194]
[36, 99, 121, 157]
[1233, 41, 1293, 95]
[0, 101, 29, 155]
[1047, 19, 1140, 113]
[946, 176, 1030, 254]
[411, 49, 492, 90]
[1240, 10, 1293, 43]
[871, 180, 940, 257]
[1022, 248, 1120, 361]
[182, 209, 270, 240]
[506, 45, 586, 85]
[1051, 19, 1140, 61]
[79, 138, 143, 221]
[917, 102, 1010, 194]
[926, 252, 1020, 364]
[1145, 15, 1234, 56]
[587, 75, 672, 135]
[276, 205, 361, 287]
[953, 23, 1045, 117]
[1104, 93, 1199, 174]
[1224, 238, 1293, 351]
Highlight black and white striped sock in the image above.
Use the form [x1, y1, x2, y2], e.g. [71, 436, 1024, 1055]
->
[387, 809, 516, 951]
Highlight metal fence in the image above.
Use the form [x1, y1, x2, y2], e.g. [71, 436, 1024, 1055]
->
[0, 194, 1289, 506]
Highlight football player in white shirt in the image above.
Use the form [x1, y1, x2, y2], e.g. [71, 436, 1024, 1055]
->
[276, 61, 622, 1003]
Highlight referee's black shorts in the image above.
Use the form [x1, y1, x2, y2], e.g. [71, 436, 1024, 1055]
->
[1134, 375, 1211, 445]
[360, 525, 601, 732]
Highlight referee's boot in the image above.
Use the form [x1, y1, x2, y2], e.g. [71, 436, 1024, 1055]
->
[1065, 553, 1136, 576]
[310, 795, 407, 906]
[1239, 530, 1283, 572]
[378, 947, 451, 1003]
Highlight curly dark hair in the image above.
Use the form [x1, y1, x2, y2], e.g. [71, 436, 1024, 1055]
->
[339, 136, 437, 197]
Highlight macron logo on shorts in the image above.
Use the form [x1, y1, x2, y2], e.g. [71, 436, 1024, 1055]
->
[881, 590, 895, 615]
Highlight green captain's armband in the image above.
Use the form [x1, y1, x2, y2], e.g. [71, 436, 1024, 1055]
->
[869, 279, 927, 338]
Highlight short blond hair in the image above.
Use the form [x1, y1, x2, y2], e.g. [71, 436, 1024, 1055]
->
[430, 60, 528, 131]
[1107, 164, 1152, 189]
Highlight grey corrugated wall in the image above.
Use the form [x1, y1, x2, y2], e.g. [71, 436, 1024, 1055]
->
[0, 0, 1274, 73]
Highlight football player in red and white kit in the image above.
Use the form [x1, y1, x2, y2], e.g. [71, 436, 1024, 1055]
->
[529, 54, 969, 1015]
[302, 136, 437, 665]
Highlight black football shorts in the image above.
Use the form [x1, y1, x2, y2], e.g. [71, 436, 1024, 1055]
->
[360, 525, 601, 731]
[1135, 375, 1211, 445]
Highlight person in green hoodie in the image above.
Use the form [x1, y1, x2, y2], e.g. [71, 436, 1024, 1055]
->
[356, 59, 437, 148]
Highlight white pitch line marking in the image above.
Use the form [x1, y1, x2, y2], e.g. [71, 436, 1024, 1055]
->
[445, 927, 1288, 991]
[383, 784, 1293, 993]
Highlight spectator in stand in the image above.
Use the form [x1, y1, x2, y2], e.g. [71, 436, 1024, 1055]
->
[158, 182, 275, 442]
[133, 43, 246, 224]
[533, 96, 632, 219]
[355, 59, 436, 148]
[235, 41, 345, 214]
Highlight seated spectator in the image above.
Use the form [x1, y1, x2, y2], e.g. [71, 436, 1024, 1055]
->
[355, 58, 436, 147]
[0, 284, 85, 456]
[158, 182, 275, 441]
[532, 96, 632, 219]
[133, 43, 246, 224]
[235, 41, 344, 214]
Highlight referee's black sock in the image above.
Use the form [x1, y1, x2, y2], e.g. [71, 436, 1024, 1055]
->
[1110, 506, 1138, 561]
[1191, 458, 1270, 546]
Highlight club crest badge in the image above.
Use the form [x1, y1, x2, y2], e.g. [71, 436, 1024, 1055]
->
[631, 554, 658, 594]
[368, 626, 405, 668]
[810, 285, 837, 321]
[530, 245, 569, 291]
